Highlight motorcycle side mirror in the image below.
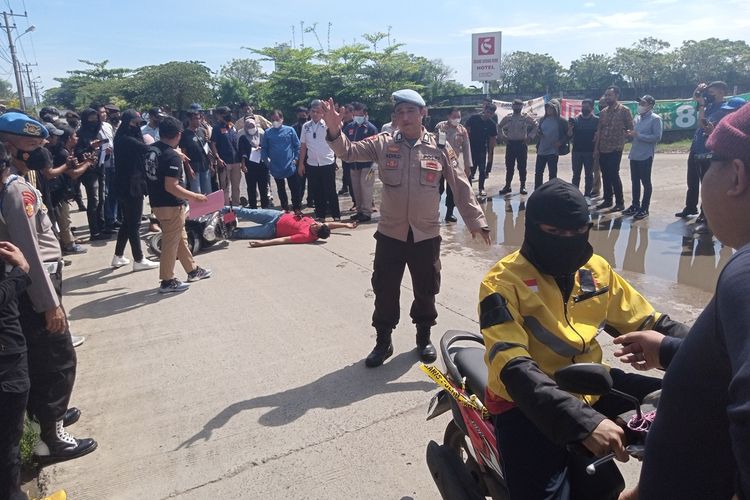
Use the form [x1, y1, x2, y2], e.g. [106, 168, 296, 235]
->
[554, 363, 613, 396]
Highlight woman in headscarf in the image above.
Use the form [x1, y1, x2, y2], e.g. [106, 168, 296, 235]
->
[110, 109, 158, 271]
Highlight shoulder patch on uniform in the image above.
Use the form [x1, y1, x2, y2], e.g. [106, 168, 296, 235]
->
[480, 293, 513, 329]
[22, 190, 36, 218]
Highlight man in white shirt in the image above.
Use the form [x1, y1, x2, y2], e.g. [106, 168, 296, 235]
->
[298, 99, 340, 220]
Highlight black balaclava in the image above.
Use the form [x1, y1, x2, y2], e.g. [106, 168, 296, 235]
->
[78, 108, 101, 140]
[521, 178, 593, 277]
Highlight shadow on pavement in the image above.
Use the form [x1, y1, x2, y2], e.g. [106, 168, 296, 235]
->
[176, 351, 434, 449]
[67, 287, 178, 320]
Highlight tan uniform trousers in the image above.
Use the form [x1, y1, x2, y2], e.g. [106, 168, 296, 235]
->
[218, 163, 243, 205]
[152, 205, 196, 281]
[350, 167, 374, 215]
[56, 200, 74, 246]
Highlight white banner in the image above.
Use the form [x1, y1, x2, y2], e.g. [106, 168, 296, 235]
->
[471, 32, 502, 82]
[493, 96, 546, 121]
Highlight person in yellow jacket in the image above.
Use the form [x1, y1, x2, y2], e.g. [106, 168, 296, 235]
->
[479, 178, 688, 500]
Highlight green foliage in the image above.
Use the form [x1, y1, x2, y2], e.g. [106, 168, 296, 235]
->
[497, 51, 564, 94]
[44, 59, 131, 109]
[124, 61, 215, 112]
[569, 54, 623, 89]
[20, 417, 39, 467]
[0, 79, 16, 100]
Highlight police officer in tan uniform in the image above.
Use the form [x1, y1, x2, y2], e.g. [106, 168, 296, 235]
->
[434, 108, 472, 222]
[323, 90, 491, 367]
[0, 112, 97, 465]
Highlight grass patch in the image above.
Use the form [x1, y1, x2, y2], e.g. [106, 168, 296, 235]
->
[20, 417, 39, 466]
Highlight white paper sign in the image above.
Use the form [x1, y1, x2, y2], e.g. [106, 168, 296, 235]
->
[249, 148, 261, 163]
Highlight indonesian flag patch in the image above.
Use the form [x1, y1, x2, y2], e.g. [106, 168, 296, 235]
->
[523, 279, 539, 293]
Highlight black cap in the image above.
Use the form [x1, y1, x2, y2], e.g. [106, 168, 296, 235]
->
[512, 99, 523, 105]
[45, 123, 64, 136]
[526, 179, 590, 230]
[148, 107, 165, 118]
[707, 81, 729, 93]
[637, 95, 655, 106]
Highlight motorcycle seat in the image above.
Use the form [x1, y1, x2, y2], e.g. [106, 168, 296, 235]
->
[453, 347, 489, 404]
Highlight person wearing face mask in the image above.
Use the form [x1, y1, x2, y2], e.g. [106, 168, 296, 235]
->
[675, 81, 730, 221]
[569, 98, 599, 198]
[74, 108, 108, 240]
[209, 106, 242, 205]
[342, 102, 378, 222]
[180, 110, 212, 195]
[465, 103, 498, 197]
[292, 106, 314, 209]
[238, 117, 269, 208]
[261, 109, 302, 212]
[433, 108, 473, 222]
[498, 99, 537, 195]
[0, 113, 98, 466]
[624, 95, 663, 220]
[479, 178, 688, 499]
[111, 109, 160, 271]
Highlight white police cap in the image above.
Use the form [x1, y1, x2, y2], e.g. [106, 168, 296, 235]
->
[392, 89, 426, 108]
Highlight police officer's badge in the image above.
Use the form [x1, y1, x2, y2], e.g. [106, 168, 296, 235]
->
[22, 190, 36, 217]
[23, 122, 42, 136]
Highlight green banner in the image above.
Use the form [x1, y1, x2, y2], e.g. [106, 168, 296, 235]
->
[595, 93, 750, 131]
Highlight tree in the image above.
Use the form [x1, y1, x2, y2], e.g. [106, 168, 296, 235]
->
[498, 51, 564, 94]
[215, 77, 254, 108]
[568, 54, 623, 90]
[0, 79, 15, 100]
[672, 38, 750, 86]
[612, 38, 672, 90]
[124, 61, 214, 112]
[43, 59, 130, 109]
[219, 58, 265, 89]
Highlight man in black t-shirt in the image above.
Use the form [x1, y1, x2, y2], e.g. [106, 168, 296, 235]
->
[569, 98, 600, 197]
[465, 103, 498, 196]
[146, 116, 213, 293]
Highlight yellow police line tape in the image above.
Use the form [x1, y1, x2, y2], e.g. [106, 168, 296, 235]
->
[420, 363, 491, 419]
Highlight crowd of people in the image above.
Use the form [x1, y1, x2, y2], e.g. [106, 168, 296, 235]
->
[465, 83, 747, 225]
[0, 76, 748, 500]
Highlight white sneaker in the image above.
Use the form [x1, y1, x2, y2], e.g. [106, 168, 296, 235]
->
[111, 255, 131, 268]
[133, 259, 159, 271]
[71, 335, 85, 347]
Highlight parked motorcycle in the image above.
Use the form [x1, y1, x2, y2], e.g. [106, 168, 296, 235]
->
[148, 209, 237, 256]
[422, 330, 657, 500]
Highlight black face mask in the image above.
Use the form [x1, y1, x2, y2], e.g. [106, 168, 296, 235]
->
[523, 224, 593, 276]
[581, 108, 592, 116]
[704, 94, 716, 105]
[17, 146, 53, 171]
[82, 120, 101, 134]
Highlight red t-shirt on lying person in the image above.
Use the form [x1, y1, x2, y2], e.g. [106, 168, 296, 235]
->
[275, 213, 318, 243]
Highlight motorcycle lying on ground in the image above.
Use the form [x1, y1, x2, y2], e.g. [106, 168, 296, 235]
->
[421, 330, 658, 500]
[148, 208, 237, 256]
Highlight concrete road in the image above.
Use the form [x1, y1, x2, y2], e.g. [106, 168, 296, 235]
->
[43, 152, 718, 498]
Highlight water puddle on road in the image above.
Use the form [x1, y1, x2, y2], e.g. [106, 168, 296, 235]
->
[441, 195, 730, 294]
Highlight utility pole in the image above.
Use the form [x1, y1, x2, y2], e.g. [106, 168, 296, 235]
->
[1, 11, 33, 111]
[2, 12, 24, 110]
[22, 62, 37, 106]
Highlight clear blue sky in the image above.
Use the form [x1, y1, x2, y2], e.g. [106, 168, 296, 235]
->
[5, 0, 750, 99]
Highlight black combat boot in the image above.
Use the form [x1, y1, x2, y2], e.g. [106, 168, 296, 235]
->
[62, 407, 81, 427]
[34, 419, 98, 466]
[365, 329, 394, 368]
[416, 326, 437, 363]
